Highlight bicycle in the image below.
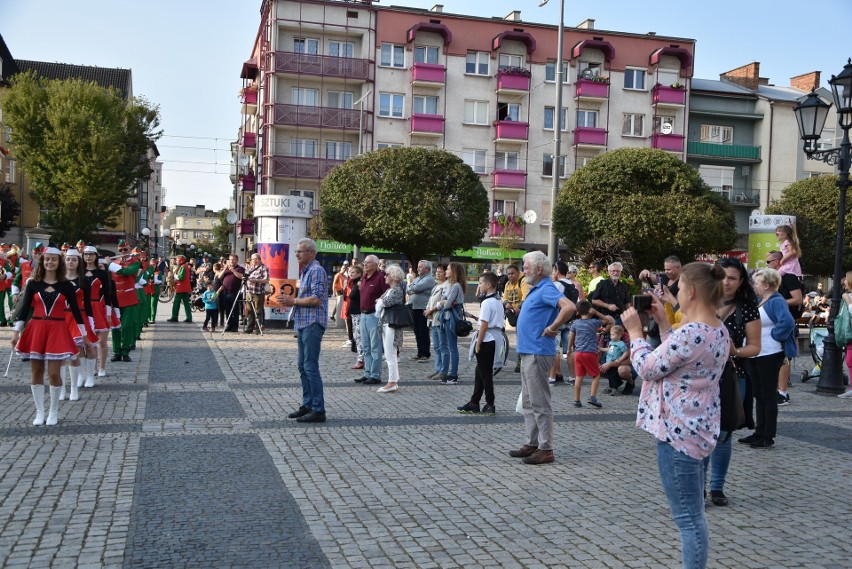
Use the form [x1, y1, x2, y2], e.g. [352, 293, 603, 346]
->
[159, 282, 175, 303]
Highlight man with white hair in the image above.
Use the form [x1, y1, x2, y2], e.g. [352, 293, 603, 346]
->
[354, 255, 388, 385]
[509, 251, 576, 465]
[407, 260, 436, 362]
[589, 261, 629, 321]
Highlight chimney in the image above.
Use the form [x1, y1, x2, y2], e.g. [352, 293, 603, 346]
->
[720, 62, 763, 91]
[430, 4, 443, 13]
[576, 18, 595, 29]
[790, 71, 821, 92]
[504, 10, 522, 21]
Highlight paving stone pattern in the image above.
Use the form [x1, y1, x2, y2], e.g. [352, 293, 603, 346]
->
[0, 308, 850, 568]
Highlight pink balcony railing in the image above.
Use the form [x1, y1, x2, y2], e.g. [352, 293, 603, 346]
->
[238, 219, 254, 236]
[575, 79, 610, 99]
[410, 114, 445, 135]
[492, 169, 527, 189]
[494, 121, 529, 141]
[490, 218, 525, 238]
[243, 132, 256, 148]
[239, 175, 256, 191]
[411, 63, 446, 84]
[653, 84, 686, 105]
[274, 51, 370, 80]
[270, 156, 343, 179]
[496, 70, 531, 92]
[573, 127, 607, 146]
[272, 104, 362, 129]
[652, 133, 685, 152]
[241, 90, 257, 105]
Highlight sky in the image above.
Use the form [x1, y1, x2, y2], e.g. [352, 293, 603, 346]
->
[2, 0, 850, 212]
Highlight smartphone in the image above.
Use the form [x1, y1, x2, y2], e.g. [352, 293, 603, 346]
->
[632, 295, 652, 311]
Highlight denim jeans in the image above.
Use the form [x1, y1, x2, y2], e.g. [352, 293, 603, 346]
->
[431, 324, 446, 374]
[657, 441, 709, 569]
[441, 310, 459, 377]
[297, 323, 325, 412]
[359, 313, 382, 380]
[702, 431, 732, 492]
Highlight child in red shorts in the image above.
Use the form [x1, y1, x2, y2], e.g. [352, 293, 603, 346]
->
[568, 300, 614, 408]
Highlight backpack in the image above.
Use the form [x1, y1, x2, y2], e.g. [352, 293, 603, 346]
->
[558, 279, 579, 304]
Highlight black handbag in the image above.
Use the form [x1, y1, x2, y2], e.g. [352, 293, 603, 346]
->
[455, 309, 474, 337]
[719, 360, 746, 432]
[384, 304, 412, 329]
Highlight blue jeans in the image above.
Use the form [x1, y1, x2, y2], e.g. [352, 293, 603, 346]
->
[359, 313, 382, 380]
[657, 441, 709, 569]
[440, 310, 459, 377]
[297, 323, 325, 412]
[431, 324, 446, 374]
[702, 431, 732, 492]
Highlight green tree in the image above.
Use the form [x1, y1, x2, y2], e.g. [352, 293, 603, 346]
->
[320, 147, 489, 261]
[766, 174, 851, 276]
[0, 72, 162, 244]
[211, 208, 233, 255]
[552, 148, 736, 270]
[0, 182, 22, 238]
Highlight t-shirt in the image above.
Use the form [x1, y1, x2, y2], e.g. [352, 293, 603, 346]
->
[571, 318, 602, 353]
[605, 340, 627, 363]
[778, 273, 804, 318]
[478, 295, 504, 343]
[516, 279, 562, 356]
[202, 289, 218, 310]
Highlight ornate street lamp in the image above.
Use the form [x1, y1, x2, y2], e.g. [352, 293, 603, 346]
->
[793, 58, 852, 394]
[140, 227, 151, 256]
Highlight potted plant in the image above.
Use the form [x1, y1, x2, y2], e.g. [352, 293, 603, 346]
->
[670, 82, 685, 89]
[499, 66, 532, 77]
[590, 75, 610, 84]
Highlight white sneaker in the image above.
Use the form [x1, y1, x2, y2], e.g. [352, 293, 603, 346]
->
[838, 390, 852, 399]
[341, 340, 352, 347]
[561, 354, 568, 360]
[98, 369, 106, 377]
[547, 377, 557, 385]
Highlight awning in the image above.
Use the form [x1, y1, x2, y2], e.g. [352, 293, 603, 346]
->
[570, 39, 615, 62]
[407, 22, 452, 46]
[649, 47, 693, 71]
[492, 31, 536, 54]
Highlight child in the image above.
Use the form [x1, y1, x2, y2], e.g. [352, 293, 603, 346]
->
[775, 224, 802, 277]
[202, 282, 219, 332]
[457, 272, 504, 414]
[569, 300, 614, 408]
[600, 325, 630, 395]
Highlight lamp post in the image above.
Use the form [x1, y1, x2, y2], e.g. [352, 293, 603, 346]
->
[540, 0, 565, 265]
[140, 227, 151, 256]
[793, 58, 852, 394]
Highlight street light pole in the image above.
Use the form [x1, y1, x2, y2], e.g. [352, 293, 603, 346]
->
[540, 0, 565, 265]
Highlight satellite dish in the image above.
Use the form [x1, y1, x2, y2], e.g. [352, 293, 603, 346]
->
[239, 156, 249, 166]
[661, 122, 673, 135]
[226, 211, 238, 224]
[522, 209, 537, 224]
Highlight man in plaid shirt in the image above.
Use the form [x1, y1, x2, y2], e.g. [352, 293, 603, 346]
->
[244, 253, 269, 334]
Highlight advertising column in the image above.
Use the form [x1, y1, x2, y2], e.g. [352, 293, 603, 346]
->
[253, 195, 314, 322]
[748, 212, 795, 270]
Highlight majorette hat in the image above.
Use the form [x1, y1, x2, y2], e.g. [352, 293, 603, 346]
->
[43, 247, 62, 256]
[64, 248, 81, 258]
[117, 239, 128, 248]
[76, 240, 86, 248]
[32, 242, 45, 253]
[60, 242, 71, 252]
[83, 246, 98, 254]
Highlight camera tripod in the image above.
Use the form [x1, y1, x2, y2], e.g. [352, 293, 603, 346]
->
[221, 279, 265, 337]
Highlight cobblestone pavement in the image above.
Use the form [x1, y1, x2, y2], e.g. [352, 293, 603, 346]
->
[0, 305, 850, 568]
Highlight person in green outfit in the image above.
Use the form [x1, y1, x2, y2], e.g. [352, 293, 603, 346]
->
[108, 240, 142, 362]
[144, 257, 160, 324]
[167, 255, 192, 322]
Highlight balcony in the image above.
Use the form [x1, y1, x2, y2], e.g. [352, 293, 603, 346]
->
[241, 90, 257, 105]
[575, 78, 609, 101]
[573, 127, 607, 147]
[274, 51, 370, 81]
[272, 104, 363, 130]
[238, 219, 254, 236]
[710, 186, 761, 207]
[410, 114, 445, 136]
[242, 132, 256, 155]
[490, 217, 525, 239]
[491, 169, 527, 190]
[494, 120, 529, 143]
[411, 63, 446, 86]
[496, 69, 531, 93]
[652, 133, 685, 152]
[687, 141, 761, 161]
[653, 84, 686, 107]
[270, 156, 343, 180]
[239, 175, 255, 192]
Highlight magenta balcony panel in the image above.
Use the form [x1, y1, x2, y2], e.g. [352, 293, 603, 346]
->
[490, 218, 525, 239]
[573, 127, 607, 146]
[239, 175, 256, 191]
[652, 133, 685, 152]
[411, 63, 446, 84]
[653, 85, 686, 105]
[272, 104, 362, 129]
[270, 156, 343, 179]
[243, 132, 257, 148]
[274, 51, 370, 80]
[410, 114, 445, 134]
[492, 169, 527, 188]
[238, 219, 254, 236]
[494, 121, 529, 140]
[241, 90, 258, 105]
[496, 70, 530, 92]
[575, 79, 610, 99]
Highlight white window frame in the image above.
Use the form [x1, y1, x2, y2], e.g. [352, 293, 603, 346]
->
[464, 100, 489, 125]
[624, 68, 647, 91]
[542, 154, 566, 178]
[578, 62, 601, 79]
[379, 92, 405, 118]
[380, 43, 405, 68]
[495, 151, 520, 170]
[413, 95, 439, 115]
[289, 189, 316, 203]
[327, 91, 354, 109]
[545, 60, 569, 83]
[326, 141, 352, 161]
[291, 87, 319, 107]
[498, 53, 523, 70]
[700, 124, 733, 144]
[328, 40, 354, 58]
[653, 115, 676, 134]
[290, 138, 318, 158]
[376, 142, 403, 149]
[461, 148, 487, 174]
[465, 51, 489, 75]
[414, 46, 440, 65]
[576, 109, 598, 128]
[544, 106, 569, 131]
[497, 102, 521, 122]
[294, 37, 319, 54]
[698, 165, 735, 198]
[622, 113, 644, 137]
[493, 199, 517, 217]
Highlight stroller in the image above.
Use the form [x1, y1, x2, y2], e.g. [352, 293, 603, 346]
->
[801, 325, 850, 384]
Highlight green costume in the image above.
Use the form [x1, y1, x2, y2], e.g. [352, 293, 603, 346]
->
[169, 264, 192, 322]
[111, 259, 142, 358]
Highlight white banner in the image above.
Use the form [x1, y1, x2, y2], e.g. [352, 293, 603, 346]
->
[254, 195, 313, 218]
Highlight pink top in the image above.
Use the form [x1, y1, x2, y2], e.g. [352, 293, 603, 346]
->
[631, 322, 730, 460]
[778, 240, 801, 277]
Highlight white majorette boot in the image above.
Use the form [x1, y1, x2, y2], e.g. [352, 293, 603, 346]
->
[59, 365, 68, 401]
[84, 358, 95, 388]
[31, 384, 46, 426]
[46, 385, 60, 426]
[69, 365, 80, 401]
[76, 360, 86, 388]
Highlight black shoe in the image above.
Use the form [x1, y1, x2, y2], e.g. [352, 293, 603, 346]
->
[287, 406, 311, 419]
[224, 328, 238, 333]
[710, 490, 728, 506]
[481, 404, 496, 415]
[183, 319, 192, 323]
[457, 402, 480, 413]
[442, 376, 459, 385]
[111, 354, 122, 362]
[364, 378, 381, 385]
[353, 376, 368, 383]
[750, 438, 775, 449]
[166, 318, 178, 322]
[776, 392, 790, 406]
[738, 433, 759, 445]
[122, 355, 131, 362]
[296, 410, 326, 423]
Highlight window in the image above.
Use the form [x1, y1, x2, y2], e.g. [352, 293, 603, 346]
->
[653, 116, 675, 134]
[576, 110, 598, 128]
[465, 51, 489, 75]
[380, 43, 405, 68]
[542, 154, 566, 177]
[817, 128, 836, 151]
[541, 200, 551, 225]
[622, 113, 644, 137]
[413, 95, 439, 115]
[698, 165, 735, 197]
[498, 54, 523, 70]
[414, 46, 439, 64]
[624, 68, 646, 90]
[293, 38, 319, 54]
[495, 151, 520, 170]
[657, 69, 680, 87]
[291, 87, 318, 106]
[327, 91, 354, 109]
[493, 199, 516, 217]
[464, 100, 489, 124]
[326, 141, 352, 161]
[497, 102, 520, 122]
[578, 62, 601, 79]
[544, 106, 569, 131]
[379, 92, 404, 118]
[328, 40, 354, 58]
[545, 60, 569, 83]
[290, 138, 317, 158]
[700, 124, 733, 144]
[290, 189, 316, 203]
[196, 220, 202, 226]
[376, 142, 403, 149]
[461, 148, 487, 174]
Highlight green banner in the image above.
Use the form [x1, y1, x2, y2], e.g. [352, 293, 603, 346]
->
[315, 240, 524, 261]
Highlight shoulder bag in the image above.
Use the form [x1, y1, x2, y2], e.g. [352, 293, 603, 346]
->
[384, 303, 412, 329]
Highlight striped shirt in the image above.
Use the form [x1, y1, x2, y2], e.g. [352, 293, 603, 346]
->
[293, 259, 328, 330]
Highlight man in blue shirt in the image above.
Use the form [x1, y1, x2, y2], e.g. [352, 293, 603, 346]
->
[510, 251, 576, 465]
[277, 238, 328, 423]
